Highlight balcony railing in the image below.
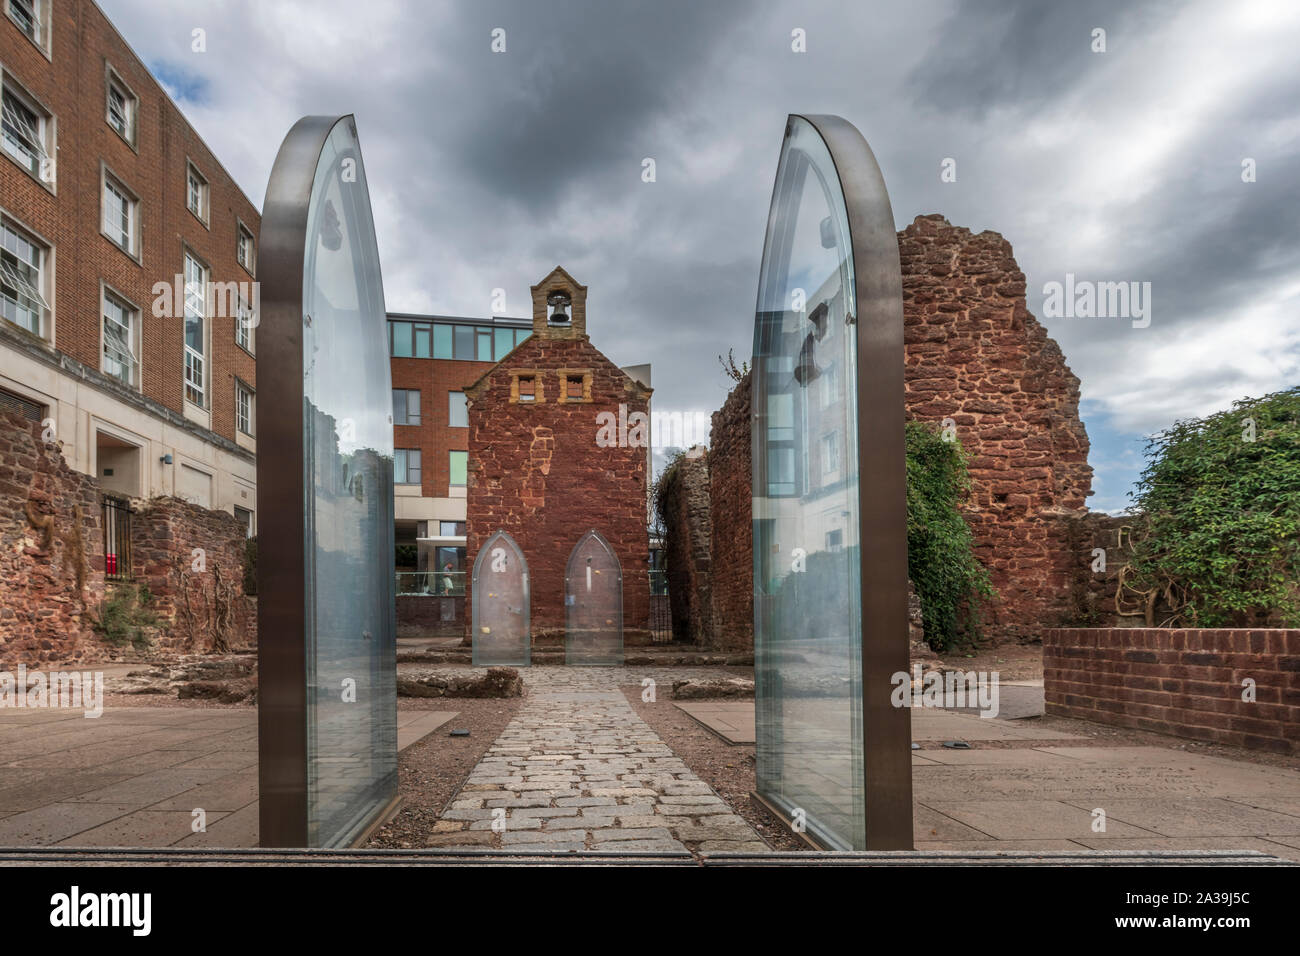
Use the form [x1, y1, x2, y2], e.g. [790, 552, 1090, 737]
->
[397, 571, 464, 596]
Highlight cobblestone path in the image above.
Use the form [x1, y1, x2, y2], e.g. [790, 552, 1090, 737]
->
[425, 669, 766, 853]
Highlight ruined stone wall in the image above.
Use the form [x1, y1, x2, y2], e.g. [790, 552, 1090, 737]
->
[131, 497, 255, 653]
[707, 371, 754, 652]
[661, 450, 712, 644]
[691, 216, 1095, 650]
[900, 214, 1093, 641]
[465, 332, 651, 642]
[0, 410, 254, 664]
[0, 411, 103, 665]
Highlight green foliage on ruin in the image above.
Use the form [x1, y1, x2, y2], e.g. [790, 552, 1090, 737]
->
[1126, 386, 1300, 627]
[92, 583, 159, 649]
[652, 448, 688, 540]
[906, 421, 995, 651]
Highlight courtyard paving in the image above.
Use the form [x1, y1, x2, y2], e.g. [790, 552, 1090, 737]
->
[0, 707, 453, 847]
[678, 697, 1300, 860]
[425, 664, 767, 852]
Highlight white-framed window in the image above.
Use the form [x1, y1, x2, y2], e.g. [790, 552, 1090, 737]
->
[105, 69, 137, 145]
[233, 505, 254, 537]
[448, 390, 467, 427]
[235, 295, 254, 353]
[101, 170, 138, 255]
[1, 74, 54, 184]
[183, 251, 207, 406]
[186, 162, 208, 223]
[395, 448, 421, 485]
[0, 215, 50, 337]
[235, 380, 254, 436]
[236, 222, 255, 274]
[822, 432, 839, 474]
[101, 290, 138, 386]
[6, 0, 48, 51]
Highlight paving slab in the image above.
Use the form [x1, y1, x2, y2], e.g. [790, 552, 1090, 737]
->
[0, 704, 453, 847]
[672, 702, 756, 744]
[920, 800, 1159, 841]
[1063, 797, 1300, 838]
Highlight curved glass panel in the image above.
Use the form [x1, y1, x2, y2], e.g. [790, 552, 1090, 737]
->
[752, 116, 863, 849]
[301, 119, 397, 846]
[565, 530, 623, 666]
[472, 530, 531, 667]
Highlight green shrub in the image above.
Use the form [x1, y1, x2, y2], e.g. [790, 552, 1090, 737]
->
[1127, 386, 1300, 626]
[905, 420, 995, 650]
[93, 584, 159, 650]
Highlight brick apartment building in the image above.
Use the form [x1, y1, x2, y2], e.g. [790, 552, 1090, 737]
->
[388, 310, 533, 582]
[0, 0, 260, 536]
[463, 267, 653, 644]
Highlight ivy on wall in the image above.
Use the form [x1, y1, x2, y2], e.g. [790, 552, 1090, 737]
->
[905, 421, 995, 651]
[1126, 386, 1300, 627]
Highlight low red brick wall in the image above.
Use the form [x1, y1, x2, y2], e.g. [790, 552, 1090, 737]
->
[1044, 628, 1300, 755]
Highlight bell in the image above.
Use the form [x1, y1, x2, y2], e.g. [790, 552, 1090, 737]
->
[793, 331, 820, 386]
[547, 292, 570, 324]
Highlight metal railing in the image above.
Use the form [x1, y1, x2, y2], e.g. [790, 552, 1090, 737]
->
[396, 571, 465, 596]
[648, 569, 671, 642]
[102, 495, 132, 581]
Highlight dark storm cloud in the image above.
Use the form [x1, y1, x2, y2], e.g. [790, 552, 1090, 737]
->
[97, 0, 1300, 506]
[421, 0, 762, 215]
[906, 0, 1179, 117]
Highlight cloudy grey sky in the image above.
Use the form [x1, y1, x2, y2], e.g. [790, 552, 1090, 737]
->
[101, 0, 1300, 512]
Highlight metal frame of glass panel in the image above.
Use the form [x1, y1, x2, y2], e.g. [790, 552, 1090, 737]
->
[751, 114, 912, 850]
[472, 530, 531, 667]
[257, 114, 398, 848]
[564, 530, 624, 666]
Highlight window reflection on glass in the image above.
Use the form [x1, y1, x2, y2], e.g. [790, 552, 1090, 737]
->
[752, 116, 864, 849]
[300, 119, 396, 847]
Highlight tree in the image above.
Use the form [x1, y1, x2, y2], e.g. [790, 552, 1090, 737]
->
[1126, 386, 1300, 626]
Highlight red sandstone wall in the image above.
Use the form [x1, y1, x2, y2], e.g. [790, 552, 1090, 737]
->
[465, 336, 651, 641]
[131, 496, 254, 653]
[900, 215, 1092, 640]
[697, 216, 1095, 649]
[0, 411, 104, 664]
[1045, 628, 1300, 755]
[707, 372, 753, 652]
[0, 410, 254, 664]
[661, 451, 712, 644]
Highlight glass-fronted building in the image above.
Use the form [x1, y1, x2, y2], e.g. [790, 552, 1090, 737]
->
[388, 312, 532, 592]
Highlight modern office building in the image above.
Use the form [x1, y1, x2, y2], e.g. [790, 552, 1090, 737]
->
[388, 311, 534, 584]
[0, 0, 260, 533]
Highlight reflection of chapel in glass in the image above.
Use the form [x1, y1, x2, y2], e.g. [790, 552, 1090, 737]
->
[257, 114, 398, 848]
[565, 530, 624, 666]
[472, 530, 531, 667]
[751, 115, 911, 850]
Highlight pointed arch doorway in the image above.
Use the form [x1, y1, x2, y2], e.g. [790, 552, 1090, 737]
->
[565, 530, 623, 665]
[472, 530, 531, 666]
